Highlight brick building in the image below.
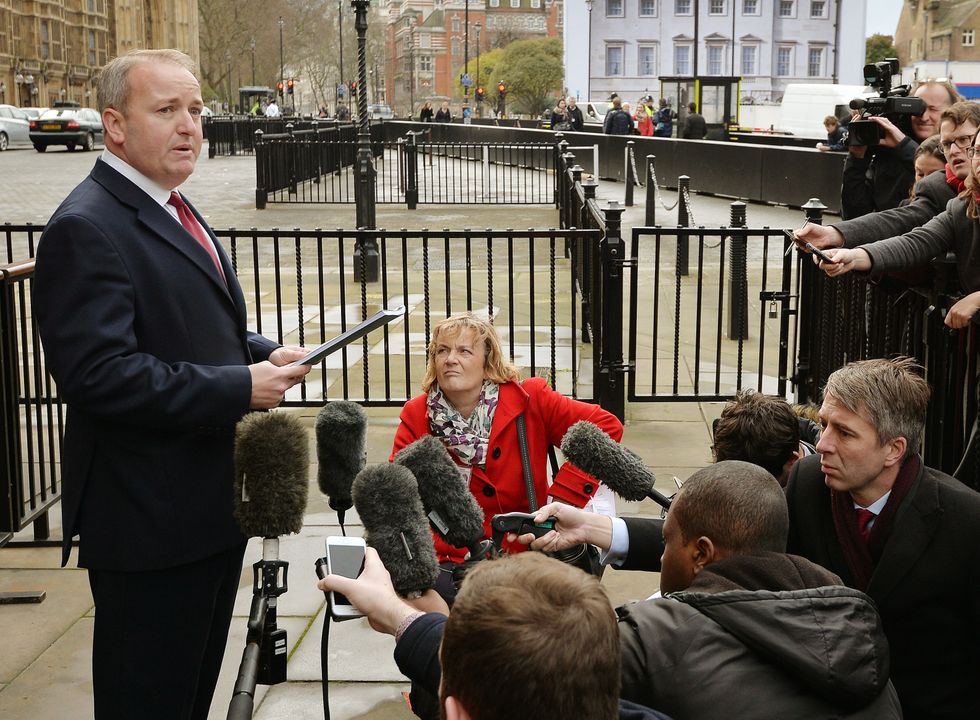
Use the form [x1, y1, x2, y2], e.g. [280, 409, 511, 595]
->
[895, 0, 980, 92]
[0, 0, 199, 109]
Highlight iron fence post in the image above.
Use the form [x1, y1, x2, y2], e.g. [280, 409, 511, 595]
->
[624, 141, 635, 207]
[598, 201, 626, 421]
[645, 154, 656, 226]
[580, 179, 598, 344]
[254, 129, 267, 209]
[795, 197, 827, 404]
[676, 175, 691, 276]
[0, 270, 21, 534]
[727, 201, 748, 340]
[405, 132, 419, 210]
[352, 0, 379, 283]
[286, 122, 297, 196]
[553, 134, 567, 208]
[561, 151, 575, 229]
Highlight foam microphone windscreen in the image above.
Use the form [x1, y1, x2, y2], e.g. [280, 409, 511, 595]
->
[559, 421, 656, 502]
[234, 411, 309, 538]
[352, 463, 439, 596]
[315, 401, 367, 512]
[394, 436, 485, 550]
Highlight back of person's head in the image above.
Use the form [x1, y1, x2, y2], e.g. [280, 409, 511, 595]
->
[671, 460, 789, 554]
[712, 390, 800, 482]
[939, 100, 980, 130]
[915, 134, 945, 163]
[688, 102, 697, 112]
[612, 97, 622, 109]
[97, 49, 197, 113]
[822, 357, 930, 457]
[914, 78, 963, 105]
[422, 313, 520, 392]
[440, 553, 620, 720]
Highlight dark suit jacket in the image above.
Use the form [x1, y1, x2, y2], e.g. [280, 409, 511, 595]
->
[786, 454, 980, 719]
[33, 159, 279, 571]
[619, 517, 664, 572]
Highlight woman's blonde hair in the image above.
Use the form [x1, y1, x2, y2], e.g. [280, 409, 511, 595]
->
[421, 314, 521, 393]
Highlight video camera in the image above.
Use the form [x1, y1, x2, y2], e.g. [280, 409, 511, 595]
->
[847, 58, 925, 147]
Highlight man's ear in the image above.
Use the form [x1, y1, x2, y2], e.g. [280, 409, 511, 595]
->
[102, 108, 126, 146]
[882, 435, 908, 468]
[690, 535, 719, 575]
[444, 696, 470, 720]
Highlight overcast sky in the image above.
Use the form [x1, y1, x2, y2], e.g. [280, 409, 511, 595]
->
[866, 0, 903, 37]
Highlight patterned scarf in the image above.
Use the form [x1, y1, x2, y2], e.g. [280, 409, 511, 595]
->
[427, 380, 500, 467]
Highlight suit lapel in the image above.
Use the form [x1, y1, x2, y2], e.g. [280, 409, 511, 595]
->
[91, 161, 237, 311]
[181, 196, 249, 325]
[867, 469, 942, 602]
[487, 381, 528, 447]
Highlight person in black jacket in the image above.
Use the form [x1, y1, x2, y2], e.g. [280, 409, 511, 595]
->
[840, 80, 959, 219]
[680, 102, 706, 139]
[603, 97, 634, 135]
[318, 550, 671, 720]
[566, 96, 584, 131]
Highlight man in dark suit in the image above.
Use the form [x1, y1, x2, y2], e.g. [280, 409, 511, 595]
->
[785, 357, 980, 719]
[32, 49, 311, 720]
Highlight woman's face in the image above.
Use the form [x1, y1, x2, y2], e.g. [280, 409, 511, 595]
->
[433, 329, 487, 402]
[914, 154, 945, 183]
[557, 100, 566, 110]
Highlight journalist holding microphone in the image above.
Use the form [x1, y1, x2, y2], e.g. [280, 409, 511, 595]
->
[390, 313, 623, 576]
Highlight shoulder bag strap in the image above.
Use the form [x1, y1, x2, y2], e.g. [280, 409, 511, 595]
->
[515, 413, 538, 512]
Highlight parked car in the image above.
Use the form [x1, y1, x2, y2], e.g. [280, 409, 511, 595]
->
[0, 104, 32, 150]
[20, 106, 49, 120]
[367, 103, 394, 120]
[29, 101, 103, 152]
[584, 101, 611, 126]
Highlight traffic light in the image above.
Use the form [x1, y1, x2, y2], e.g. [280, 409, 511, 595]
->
[497, 81, 507, 96]
[349, 81, 358, 97]
[476, 86, 485, 103]
[287, 78, 295, 95]
[276, 81, 284, 98]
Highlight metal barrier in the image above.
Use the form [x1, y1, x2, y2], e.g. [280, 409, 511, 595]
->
[204, 116, 354, 157]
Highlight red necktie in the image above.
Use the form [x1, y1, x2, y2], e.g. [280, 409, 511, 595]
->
[855, 508, 875, 543]
[168, 192, 225, 282]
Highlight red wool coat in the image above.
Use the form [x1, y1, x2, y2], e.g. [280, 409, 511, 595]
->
[390, 378, 624, 563]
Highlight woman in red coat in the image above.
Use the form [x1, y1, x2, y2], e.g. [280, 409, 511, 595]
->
[390, 313, 624, 566]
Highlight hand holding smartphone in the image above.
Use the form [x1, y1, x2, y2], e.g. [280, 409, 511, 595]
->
[322, 536, 366, 621]
[784, 229, 836, 264]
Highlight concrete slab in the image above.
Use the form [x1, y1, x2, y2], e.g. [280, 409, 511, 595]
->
[254, 681, 413, 720]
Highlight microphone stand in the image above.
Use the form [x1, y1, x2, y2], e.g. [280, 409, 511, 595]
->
[227, 538, 289, 720]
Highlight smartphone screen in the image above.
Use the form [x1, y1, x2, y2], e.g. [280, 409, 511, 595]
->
[327, 541, 365, 614]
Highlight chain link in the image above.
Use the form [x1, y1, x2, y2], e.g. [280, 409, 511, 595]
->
[628, 146, 644, 187]
[650, 164, 680, 212]
[681, 185, 696, 227]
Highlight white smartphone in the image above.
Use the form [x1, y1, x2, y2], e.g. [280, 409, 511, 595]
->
[325, 536, 366, 621]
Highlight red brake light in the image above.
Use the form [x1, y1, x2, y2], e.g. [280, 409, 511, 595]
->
[67, 120, 80, 129]
[29, 120, 37, 130]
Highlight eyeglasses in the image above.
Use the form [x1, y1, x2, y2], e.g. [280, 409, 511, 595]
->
[968, 147, 980, 158]
[941, 135, 975, 152]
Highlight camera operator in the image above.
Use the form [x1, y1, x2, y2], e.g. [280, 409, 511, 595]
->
[841, 80, 960, 220]
[797, 101, 980, 251]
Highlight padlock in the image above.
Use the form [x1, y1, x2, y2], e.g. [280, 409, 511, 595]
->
[768, 301, 778, 319]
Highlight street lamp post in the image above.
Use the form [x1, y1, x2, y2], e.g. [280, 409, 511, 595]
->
[409, 22, 415, 115]
[250, 38, 256, 86]
[351, 0, 378, 281]
[463, 0, 469, 102]
[278, 16, 285, 106]
[584, 0, 593, 100]
[338, 0, 345, 114]
[475, 22, 481, 118]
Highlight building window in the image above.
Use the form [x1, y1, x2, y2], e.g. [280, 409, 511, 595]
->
[489, 0, 499, 7]
[452, 38, 461, 56]
[639, 0, 657, 16]
[675, 0, 692, 15]
[88, 29, 96, 65]
[964, 29, 975, 46]
[606, 44, 624, 75]
[674, 43, 691, 74]
[451, 16, 460, 32]
[741, 44, 757, 75]
[776, 46, 792, 76]
[40, 20, 50, 60]
[708, 45, 724, 74]
[607, 0, 624, 16]
[742, 0, 759, 14]
[810, 1, 826, 17]
[638, 44, 657, 75]
[510, 0, 520, 7]
[419, 55, 432, 72]
[808, 46, 823, 76]
[778, 0, 794, 17]
[709, 0, 726, 14]
[531, 0, 541, 7]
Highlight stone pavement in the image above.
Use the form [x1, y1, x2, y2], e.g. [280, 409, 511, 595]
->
[0, 141, 817, 719]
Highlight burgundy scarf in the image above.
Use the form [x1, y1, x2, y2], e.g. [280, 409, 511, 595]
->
[947, 164, 967, 193]
[830, 454, 920, 591]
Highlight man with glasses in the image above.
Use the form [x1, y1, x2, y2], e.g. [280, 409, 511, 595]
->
[799, 101, 980, 251]
[841, 80, 960, 219]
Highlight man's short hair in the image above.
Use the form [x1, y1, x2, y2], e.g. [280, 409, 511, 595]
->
[97, 49, 197, 114]
[670, 460, 789, 553]
[939, 101, 980, 130]
[822, 357, 930, 457]
[823, 115, 839, 127]
[915, 79, 963, 106]
[712, 390, 800, 479]
[688, 102, 697, 112]
[440, 553, 619, 720]
[612, 97, 622, 109]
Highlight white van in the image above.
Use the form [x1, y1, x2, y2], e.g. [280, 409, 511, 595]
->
[777, 83, 875, 139]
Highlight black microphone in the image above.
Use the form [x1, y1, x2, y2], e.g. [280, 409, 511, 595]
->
[315, 401, 367, 525]
[560, 421, 672, 510]
[352, 463, 439, 597]
[393, 436, 489, 558]
[234, 411, 309, 542]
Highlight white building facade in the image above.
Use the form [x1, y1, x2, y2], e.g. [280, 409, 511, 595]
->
[564, 0, 866, 104]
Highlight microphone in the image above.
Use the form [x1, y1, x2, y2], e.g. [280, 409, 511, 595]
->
[352, 463, 440, 597]
[234, 411, 309, 541]
[559, 421, 672, 510]
[393, 436, 488, 558]
[315, 401, 367, 524]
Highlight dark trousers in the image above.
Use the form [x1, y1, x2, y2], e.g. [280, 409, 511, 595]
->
[87, 542, 247, 720]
